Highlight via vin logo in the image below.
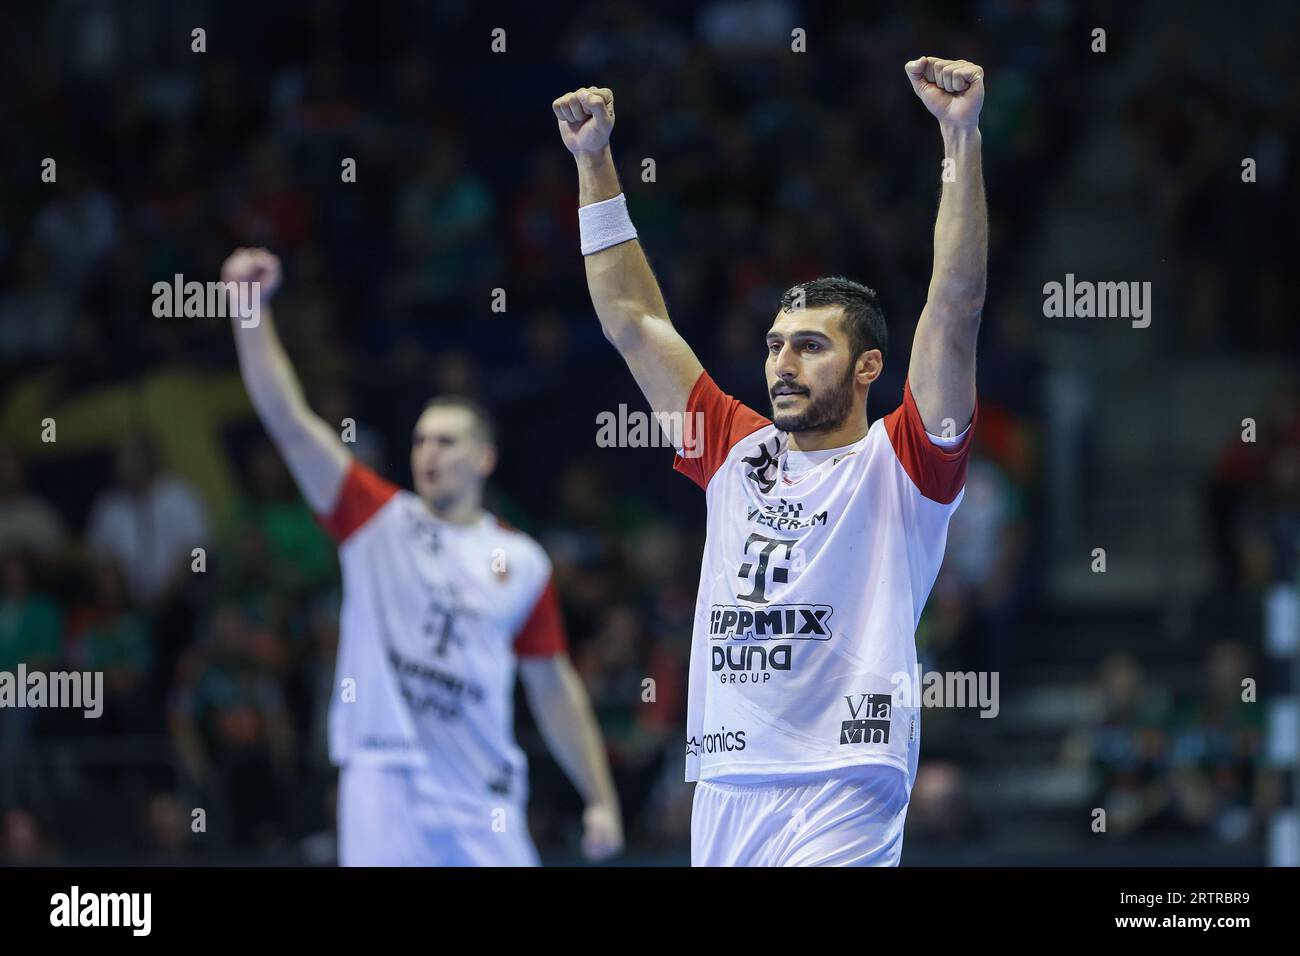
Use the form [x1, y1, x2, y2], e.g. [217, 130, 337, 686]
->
[840, 693, 891, 745]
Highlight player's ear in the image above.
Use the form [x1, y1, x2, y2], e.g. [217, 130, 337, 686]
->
[477, 443, 498, 479]
[856, 349, 884, 385]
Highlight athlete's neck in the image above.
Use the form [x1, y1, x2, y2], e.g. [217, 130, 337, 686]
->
[786, 413, 869, 453]
[422, 492, 485, 526]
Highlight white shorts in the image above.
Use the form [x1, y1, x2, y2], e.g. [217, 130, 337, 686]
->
[338, 765, 540, 867]
[691, 764, 910, 866]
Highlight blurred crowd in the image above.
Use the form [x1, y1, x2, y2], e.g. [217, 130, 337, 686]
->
[1208, 378, 1300, 597]
[1062, 644, 1278, 845]
[1123, 21, 1299, 359]
[0, 0, 1291, 863]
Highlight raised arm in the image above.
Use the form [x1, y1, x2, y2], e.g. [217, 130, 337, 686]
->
[552, 87, 703, 424]
[903, 57, 987, 436]
[222, 248, 350, 514]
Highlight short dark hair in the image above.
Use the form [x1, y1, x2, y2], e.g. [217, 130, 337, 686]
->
[779, 276, 887, 362]
[420, 396, 497, 446]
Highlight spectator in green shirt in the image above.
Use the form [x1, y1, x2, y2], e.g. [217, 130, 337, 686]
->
[0, 552, 61, 672]
[64, 561, 156, 733]
[226, 439, 337, 599]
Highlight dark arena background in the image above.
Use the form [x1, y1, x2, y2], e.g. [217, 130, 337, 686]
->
[0, 0, 1296, 881]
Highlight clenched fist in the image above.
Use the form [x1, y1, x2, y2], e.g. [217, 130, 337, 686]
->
[905, 57, 985, 129]
[221, 247, 281, 301]
[581, 800, 624, 863]
[553, 87, 615, 155]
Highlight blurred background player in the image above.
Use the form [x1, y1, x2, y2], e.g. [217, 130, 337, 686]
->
[554, 56, 985, 866]
[220, 247, 622, 866]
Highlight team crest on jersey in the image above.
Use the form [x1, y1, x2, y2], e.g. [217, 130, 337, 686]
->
[404, 504, 443, 555]
[742, 437, 781, 494]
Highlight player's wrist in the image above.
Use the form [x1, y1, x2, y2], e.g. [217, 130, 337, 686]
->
[584, 790, 619, 815]
[574, 144, 614, 170]
[576, 146, 622, 207]
[939, 122, 981, 144]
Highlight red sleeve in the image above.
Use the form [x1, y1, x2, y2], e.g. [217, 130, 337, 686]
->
[883, 379, 977, 505]
[672, 371, 771, 490]
[317, 460, 400, 543]
[513, 577, 568, 657]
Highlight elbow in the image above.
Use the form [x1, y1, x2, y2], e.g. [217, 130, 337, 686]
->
[257, 398, 316, 448]
[250, 398, 300, 439]
[600, 317, 648, 355]
[601, 300, 666, 352]
[519, 656, 569, 697]
[927, 270, 985, 317]
[928, 293, 984, 329]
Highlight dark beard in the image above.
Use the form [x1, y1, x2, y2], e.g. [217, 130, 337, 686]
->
[771, 361, 858, 434]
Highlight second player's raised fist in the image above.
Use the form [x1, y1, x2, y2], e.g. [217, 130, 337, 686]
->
[221, 247, 282, 302]
[905, 57, 985, 129]
[553, 87, 615, 155]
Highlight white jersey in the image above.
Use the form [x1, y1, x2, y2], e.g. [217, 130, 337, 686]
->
[319, 462, 567, 806]
[674, 372, 976, 786]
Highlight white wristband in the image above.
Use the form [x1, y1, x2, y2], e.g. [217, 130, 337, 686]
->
[579, 193, 638, 255]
